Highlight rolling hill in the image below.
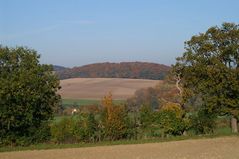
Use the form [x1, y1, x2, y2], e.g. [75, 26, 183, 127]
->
[53, 65, 68, 71]
[55, 62, 171, 80]
[58, 78, 162, 100]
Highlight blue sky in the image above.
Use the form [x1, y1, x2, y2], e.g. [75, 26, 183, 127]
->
[1, 0, 239, 67]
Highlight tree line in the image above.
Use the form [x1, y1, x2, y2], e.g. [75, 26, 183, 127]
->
[55, 62, 170, 80]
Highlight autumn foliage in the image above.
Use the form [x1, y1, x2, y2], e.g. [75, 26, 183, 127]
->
[56, 62, 170, 80]
[101, 93, 130, 140]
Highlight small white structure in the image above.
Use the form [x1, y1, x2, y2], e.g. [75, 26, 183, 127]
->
[71, 108, 78, 115]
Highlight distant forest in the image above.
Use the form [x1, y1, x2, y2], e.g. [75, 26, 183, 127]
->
[54, 62, 171, 80]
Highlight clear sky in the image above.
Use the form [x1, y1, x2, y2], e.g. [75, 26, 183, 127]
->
[1, 0, 238, 67]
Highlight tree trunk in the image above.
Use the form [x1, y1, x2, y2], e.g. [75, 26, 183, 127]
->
[231, 116, 238, 133]
[175, 75, 182, 96]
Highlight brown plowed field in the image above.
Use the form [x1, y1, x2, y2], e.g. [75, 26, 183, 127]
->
[1, 137, 239, 159]
[58, 78, 161, 99]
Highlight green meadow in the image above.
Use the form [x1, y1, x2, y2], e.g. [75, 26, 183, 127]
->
[61, 98, 125, 108]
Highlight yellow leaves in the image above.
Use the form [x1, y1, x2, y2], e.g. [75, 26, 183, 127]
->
[102, 92, 113, 108]
[102, 92, 125, 123]
[101, 92, 128, 140]
[102, 92, 114, 120]
[161, 102, 183, 118]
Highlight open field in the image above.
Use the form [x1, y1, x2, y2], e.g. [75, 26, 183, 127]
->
[58, 78, 161, 99]
[1, 136, 239, 159]
[61, 98, 124, 107]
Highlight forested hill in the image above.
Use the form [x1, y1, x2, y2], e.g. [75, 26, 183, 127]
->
[53, 65, 68, 71]
[54, 62, 171, 80]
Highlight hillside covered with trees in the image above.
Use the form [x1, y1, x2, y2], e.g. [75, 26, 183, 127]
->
[55, 62, 170, 80]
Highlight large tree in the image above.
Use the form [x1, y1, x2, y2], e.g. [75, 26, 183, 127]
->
[173, 23, 239, 132]
[0, 46, 61, 145]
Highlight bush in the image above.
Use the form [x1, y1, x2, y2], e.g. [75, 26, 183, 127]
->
[101, 105, 130, 141]
[161, 102, 183, 118]
[50, 117, 75, 144]
[152, 102, 186, 137]
[72, 113, 98, 142]
[125, 114, 139, 140]
[139, 103, 187, 138]
[100, 93, 134, 141]
[28, 122, 51, 144]
[51, 113, 99, 144]
[0, 121, 51, 146]
[155, 110, 186, 137]
[190, 109, 216, 134]
[139, 105, 154, 129]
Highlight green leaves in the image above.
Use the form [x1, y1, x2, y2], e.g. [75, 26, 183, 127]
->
[0, 46, 60, 145]
[173, 22, 239, 118]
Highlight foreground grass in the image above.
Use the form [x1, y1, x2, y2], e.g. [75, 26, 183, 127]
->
[0, 132, 237, 153]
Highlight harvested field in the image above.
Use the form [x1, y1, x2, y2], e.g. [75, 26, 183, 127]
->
[58, 78, 161, 99]
[1, 137, 239, 159]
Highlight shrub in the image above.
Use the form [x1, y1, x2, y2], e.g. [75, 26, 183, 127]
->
[28, 122, 51, 144]
[0, 121, 51, 146]
[155, 110, 186, 137]
[72, 113, 98, 142]
[101, 105, 130, 141]
[51, 113, 99, 144]
[50, 117, 75, 144]
[139, 105, 154, 129]
[190, 109, 216, 134]
[161, 102, 183, 118]
[145, 102, 186, 137]
[100, 93, 132, 141]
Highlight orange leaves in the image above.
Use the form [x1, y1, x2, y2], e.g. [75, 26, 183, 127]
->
[102, 92, 113, 108]
[102, 92, 114, 120]
[101, 92, 128, 140]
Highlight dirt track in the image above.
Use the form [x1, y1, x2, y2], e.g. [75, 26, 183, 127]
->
[58, 78, 161, 99]
[1, 137, 239, 159]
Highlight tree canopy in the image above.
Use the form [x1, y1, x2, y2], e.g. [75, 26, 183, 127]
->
[0, 46, 60, 145]
[173, 22, 239, 132]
